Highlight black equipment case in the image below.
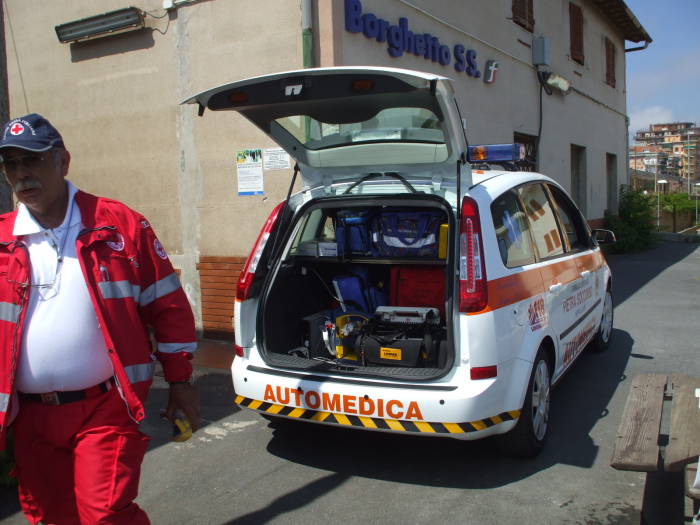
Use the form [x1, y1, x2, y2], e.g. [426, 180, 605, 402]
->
[355, 307, 442, 367]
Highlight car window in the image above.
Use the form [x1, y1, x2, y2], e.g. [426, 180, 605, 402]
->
[288, 208, 325, 255]
[518, 183, 565, 259]
[320, 214, 336, 241]
[491, 190, 537, 267]
[546, 184, 591, 251]
[275, 107, 446, 151]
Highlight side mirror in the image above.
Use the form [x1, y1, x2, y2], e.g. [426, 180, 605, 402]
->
[592, 229, 616, 245]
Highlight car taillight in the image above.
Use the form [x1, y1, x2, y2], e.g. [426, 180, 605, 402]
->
[470, 365, 497, 380]
[459, 196, 488, 312]
[234, 345, 244, 358]
[236, 202, 285, 301]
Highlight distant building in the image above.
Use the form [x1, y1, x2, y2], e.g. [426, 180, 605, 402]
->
[632, 122, 699, 190]
[629, 146, 673, 176]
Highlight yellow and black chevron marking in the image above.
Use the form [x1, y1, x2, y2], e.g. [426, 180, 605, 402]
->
[235, 395, 520, 434]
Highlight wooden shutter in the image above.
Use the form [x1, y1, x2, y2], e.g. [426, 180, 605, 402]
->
[605, 37, 616, 87]
[569, 3, 584, 65]
[513, 0, 534, 32]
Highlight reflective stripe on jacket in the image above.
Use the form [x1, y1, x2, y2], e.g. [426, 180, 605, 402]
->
[0, 191, 197, 448]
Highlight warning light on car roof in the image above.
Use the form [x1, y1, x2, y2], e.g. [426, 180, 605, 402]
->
[468, 143, 525, 164]
[228, 91, 248, 104]
[351, 79, 374, 92]
[470, 146, 487, 161]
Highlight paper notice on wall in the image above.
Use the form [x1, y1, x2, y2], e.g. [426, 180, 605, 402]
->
[263, 148, 291, 170]
[236, 149, 264, 196]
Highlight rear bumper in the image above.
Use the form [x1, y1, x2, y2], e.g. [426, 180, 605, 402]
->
[231, 356, 527, 440]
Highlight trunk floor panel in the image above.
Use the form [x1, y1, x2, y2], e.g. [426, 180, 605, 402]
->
[246, 364, 458, 390]
[263, 352, 449, 379]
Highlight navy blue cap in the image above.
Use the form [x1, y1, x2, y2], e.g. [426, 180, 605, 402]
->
[0, 113, 65, 152]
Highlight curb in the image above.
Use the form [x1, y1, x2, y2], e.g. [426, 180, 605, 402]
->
[653, 231, 700, 243]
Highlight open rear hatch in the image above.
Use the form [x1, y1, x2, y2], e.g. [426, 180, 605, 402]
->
[184, 66, 471, 193]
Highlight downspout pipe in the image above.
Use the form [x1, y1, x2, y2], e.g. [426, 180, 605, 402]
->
[624, 40, 650, 53]
[301, 0, 314, 68]
[301, 1, 314, 162]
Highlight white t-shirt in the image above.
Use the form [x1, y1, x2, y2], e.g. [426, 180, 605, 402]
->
[14, 181, 113, 393]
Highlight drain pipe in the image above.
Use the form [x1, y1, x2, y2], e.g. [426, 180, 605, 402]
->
[301, 0, 314, 142]
[624, 40, 650, 53]
[301, 0, 314, 68]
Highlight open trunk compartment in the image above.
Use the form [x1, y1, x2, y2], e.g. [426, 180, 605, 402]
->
[258, 196, 455, 379]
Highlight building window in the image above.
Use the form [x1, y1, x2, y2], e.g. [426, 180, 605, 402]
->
[512, 0, 534, 32]
[604, 37, 616, 87]
[570, 144, 587, 217]
[514, 132, 538, 171]
[569, 3, 584, 65]
[606, 153, 618, 214]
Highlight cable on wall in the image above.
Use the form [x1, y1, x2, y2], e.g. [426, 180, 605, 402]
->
[4, 0, 29, 113]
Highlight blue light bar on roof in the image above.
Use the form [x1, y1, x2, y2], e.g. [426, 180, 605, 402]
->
[468, 143, 525, 163]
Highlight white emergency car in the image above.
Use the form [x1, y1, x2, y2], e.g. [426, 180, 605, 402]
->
[186, 67, 615, 456]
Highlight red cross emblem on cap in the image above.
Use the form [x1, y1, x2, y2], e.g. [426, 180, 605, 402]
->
[10, 123, 24, 135]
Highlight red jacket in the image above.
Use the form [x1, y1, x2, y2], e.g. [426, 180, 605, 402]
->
[0, 191, 197, 448]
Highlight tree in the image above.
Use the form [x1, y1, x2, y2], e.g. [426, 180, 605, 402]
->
[604, 188, 655, 252]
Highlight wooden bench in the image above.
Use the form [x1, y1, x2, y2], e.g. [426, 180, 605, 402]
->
[611, 374, 700, 521]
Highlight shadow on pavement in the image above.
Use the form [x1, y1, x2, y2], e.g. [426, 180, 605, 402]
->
[141, 369, 239, 450]
[221, 472, 349, 525]
[642, 470, 685, 525]
[264, 328, 634, 490]
[606, 241, 698, 307]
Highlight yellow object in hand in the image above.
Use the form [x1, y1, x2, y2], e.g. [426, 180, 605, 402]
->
[172, 415, 192, 442]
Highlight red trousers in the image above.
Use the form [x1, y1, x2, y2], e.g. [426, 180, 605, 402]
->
[13, 386, 150, 525]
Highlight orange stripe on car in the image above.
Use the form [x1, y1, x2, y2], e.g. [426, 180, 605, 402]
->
[469, 266, 544, 315]
[576, 251, 604, 272]
[469, 250, 604, 315]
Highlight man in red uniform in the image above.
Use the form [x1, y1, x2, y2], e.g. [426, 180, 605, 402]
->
[0, 113, 199, 524]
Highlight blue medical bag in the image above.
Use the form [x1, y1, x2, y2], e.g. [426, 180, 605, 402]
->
[335, 210, 374, 257]
[332, 266, 387, 314]
[371, 210, 444, 258]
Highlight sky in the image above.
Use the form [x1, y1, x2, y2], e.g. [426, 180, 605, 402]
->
[625, 0, 700, 139]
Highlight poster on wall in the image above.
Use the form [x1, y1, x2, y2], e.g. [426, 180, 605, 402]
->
[263, 148, 291, 170]
[236, 148, 264, 196]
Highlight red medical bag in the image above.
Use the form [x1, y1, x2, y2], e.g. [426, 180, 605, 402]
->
[389, 266, 445, 318]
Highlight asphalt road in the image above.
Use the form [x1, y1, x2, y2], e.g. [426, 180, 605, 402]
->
[1, 240, 699, 524]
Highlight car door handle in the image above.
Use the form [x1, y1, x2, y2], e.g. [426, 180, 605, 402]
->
[549, 282, 562, 292]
